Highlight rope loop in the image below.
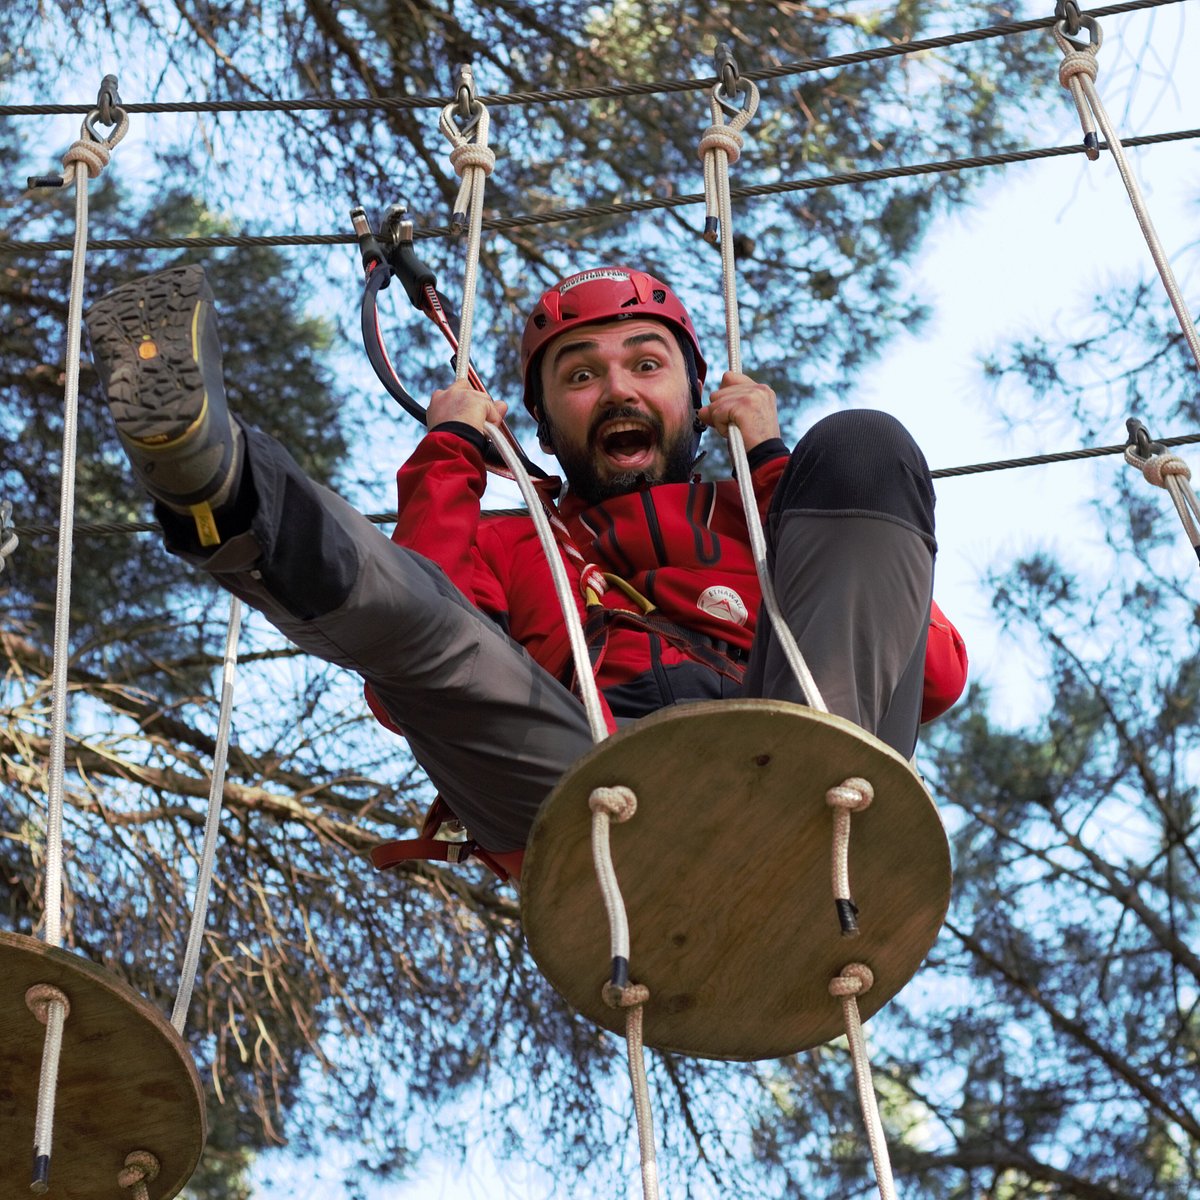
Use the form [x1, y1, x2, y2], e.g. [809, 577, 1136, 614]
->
[589, 784, 638, 823]
[829, 962, 875, 998]
[26, 984, 71, 1024]
[826, 777, 874, 813]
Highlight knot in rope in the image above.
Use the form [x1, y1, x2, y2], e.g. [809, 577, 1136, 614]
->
[1058, 47, 1099, 88]
[449, 141, 496, 178]
[62, 138, 112, 179]
[829, 962, 875, 998]
[826, 777, 874, 813]
[1136, 450, 1191, 489]
[589, 784, 638, 822]
[580, 562, 608, 600]
[25, 984, 71, 1025]
[0, 499, 17, 574]
[697, 124, 744, 165]
[62, 109, 129, 181]
[118, 1151, 161, 1199]
[602, 980, 651, 1010]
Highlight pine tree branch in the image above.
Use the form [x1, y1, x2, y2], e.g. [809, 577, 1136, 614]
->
[948, 920, 1200, 1142]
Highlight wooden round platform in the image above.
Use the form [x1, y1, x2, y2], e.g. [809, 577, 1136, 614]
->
[522, 700, 951, 1060]
[0, 932, 206, 1199]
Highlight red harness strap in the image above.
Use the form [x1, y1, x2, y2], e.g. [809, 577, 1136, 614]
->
[369, 797, 524, 883]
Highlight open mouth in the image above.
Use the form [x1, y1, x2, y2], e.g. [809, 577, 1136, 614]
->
[596, 419, 659, 469]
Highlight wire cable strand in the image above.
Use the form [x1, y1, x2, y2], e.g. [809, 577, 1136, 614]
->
[13, 432, 1200, 540]
[7, 127, 1197, 256]
[0, 0, 1180, 118]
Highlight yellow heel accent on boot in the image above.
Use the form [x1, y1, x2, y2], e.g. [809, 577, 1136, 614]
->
[190, 502, 221, 548]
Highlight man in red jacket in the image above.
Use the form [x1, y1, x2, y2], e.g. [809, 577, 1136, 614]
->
[87, 264, 967, 858]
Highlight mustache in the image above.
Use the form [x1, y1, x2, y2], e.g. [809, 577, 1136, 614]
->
[589, 406, 663, 443]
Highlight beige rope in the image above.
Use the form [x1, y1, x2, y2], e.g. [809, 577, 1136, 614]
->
[590, 785, 638, 970]
[26, 984, 70, 1196]
[696, 74, 828, 713]
[826, 778, 874, 936]
[829, 965, 897, 1200]
[588, 785, 659, 1199]
[438, 92, 495, 384]
[1054, 18, 1200, 372]
[1124, 444, 1200, 562]
[117, 1150, 161, 1200]
[31, 97, 127, 1199]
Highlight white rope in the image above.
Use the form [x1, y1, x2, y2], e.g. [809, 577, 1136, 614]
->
[1124, 445, 1200, 563]
[441, 69, 655, 1196]
[26, 984, 70, 1195]
[589, 786, 638, 966]
[438, 100, 495, 384]
[587, 784, 657, 1198]
[43, 107, 128, 951]
[171, 597, 242, 1033]
[29, 104, 126, 1199]
[484, 431, 609, 741]
[624, 1002, 659, 1200]
[1055, 19, 1200, 372]
[829, 965, 898, 1200]
[697, 77, 828, 713]
[0, 499, 17, 572]
[826, 778, 874, 936]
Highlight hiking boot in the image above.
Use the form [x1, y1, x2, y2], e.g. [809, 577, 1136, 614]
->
[86, 264, 242, 547]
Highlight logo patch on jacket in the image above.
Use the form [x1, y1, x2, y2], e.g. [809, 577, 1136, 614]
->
[696, 585, 748, 626]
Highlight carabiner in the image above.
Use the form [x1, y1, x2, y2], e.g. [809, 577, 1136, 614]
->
[451, 63, 482, 136]
[713, 44, 750, 115]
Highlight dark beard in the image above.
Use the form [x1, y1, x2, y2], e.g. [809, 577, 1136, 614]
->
[546, 405, 699, 506]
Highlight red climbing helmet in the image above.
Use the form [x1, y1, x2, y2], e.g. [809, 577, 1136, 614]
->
[520, 267, 707, 413]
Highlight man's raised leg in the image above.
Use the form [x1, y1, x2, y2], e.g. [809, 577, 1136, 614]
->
[86, 266, 593, 851]
[741, 409, 936, 758]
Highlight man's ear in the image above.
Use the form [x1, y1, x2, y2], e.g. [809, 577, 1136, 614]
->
[536, 411, 555, 454]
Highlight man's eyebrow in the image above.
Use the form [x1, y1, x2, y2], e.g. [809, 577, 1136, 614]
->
[549, 338, 599, 371]
[549, 330, 672, 372]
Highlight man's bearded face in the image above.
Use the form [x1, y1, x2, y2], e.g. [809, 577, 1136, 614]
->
[538, 318, 698, 505]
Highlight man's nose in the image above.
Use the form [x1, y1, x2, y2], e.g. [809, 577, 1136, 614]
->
[601, 367, 643, 406]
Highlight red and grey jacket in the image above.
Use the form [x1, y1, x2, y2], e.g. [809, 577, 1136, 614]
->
[370, 427, 968, 731]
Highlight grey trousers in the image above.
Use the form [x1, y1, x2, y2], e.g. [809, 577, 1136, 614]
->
[162, 411, 937, 853]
